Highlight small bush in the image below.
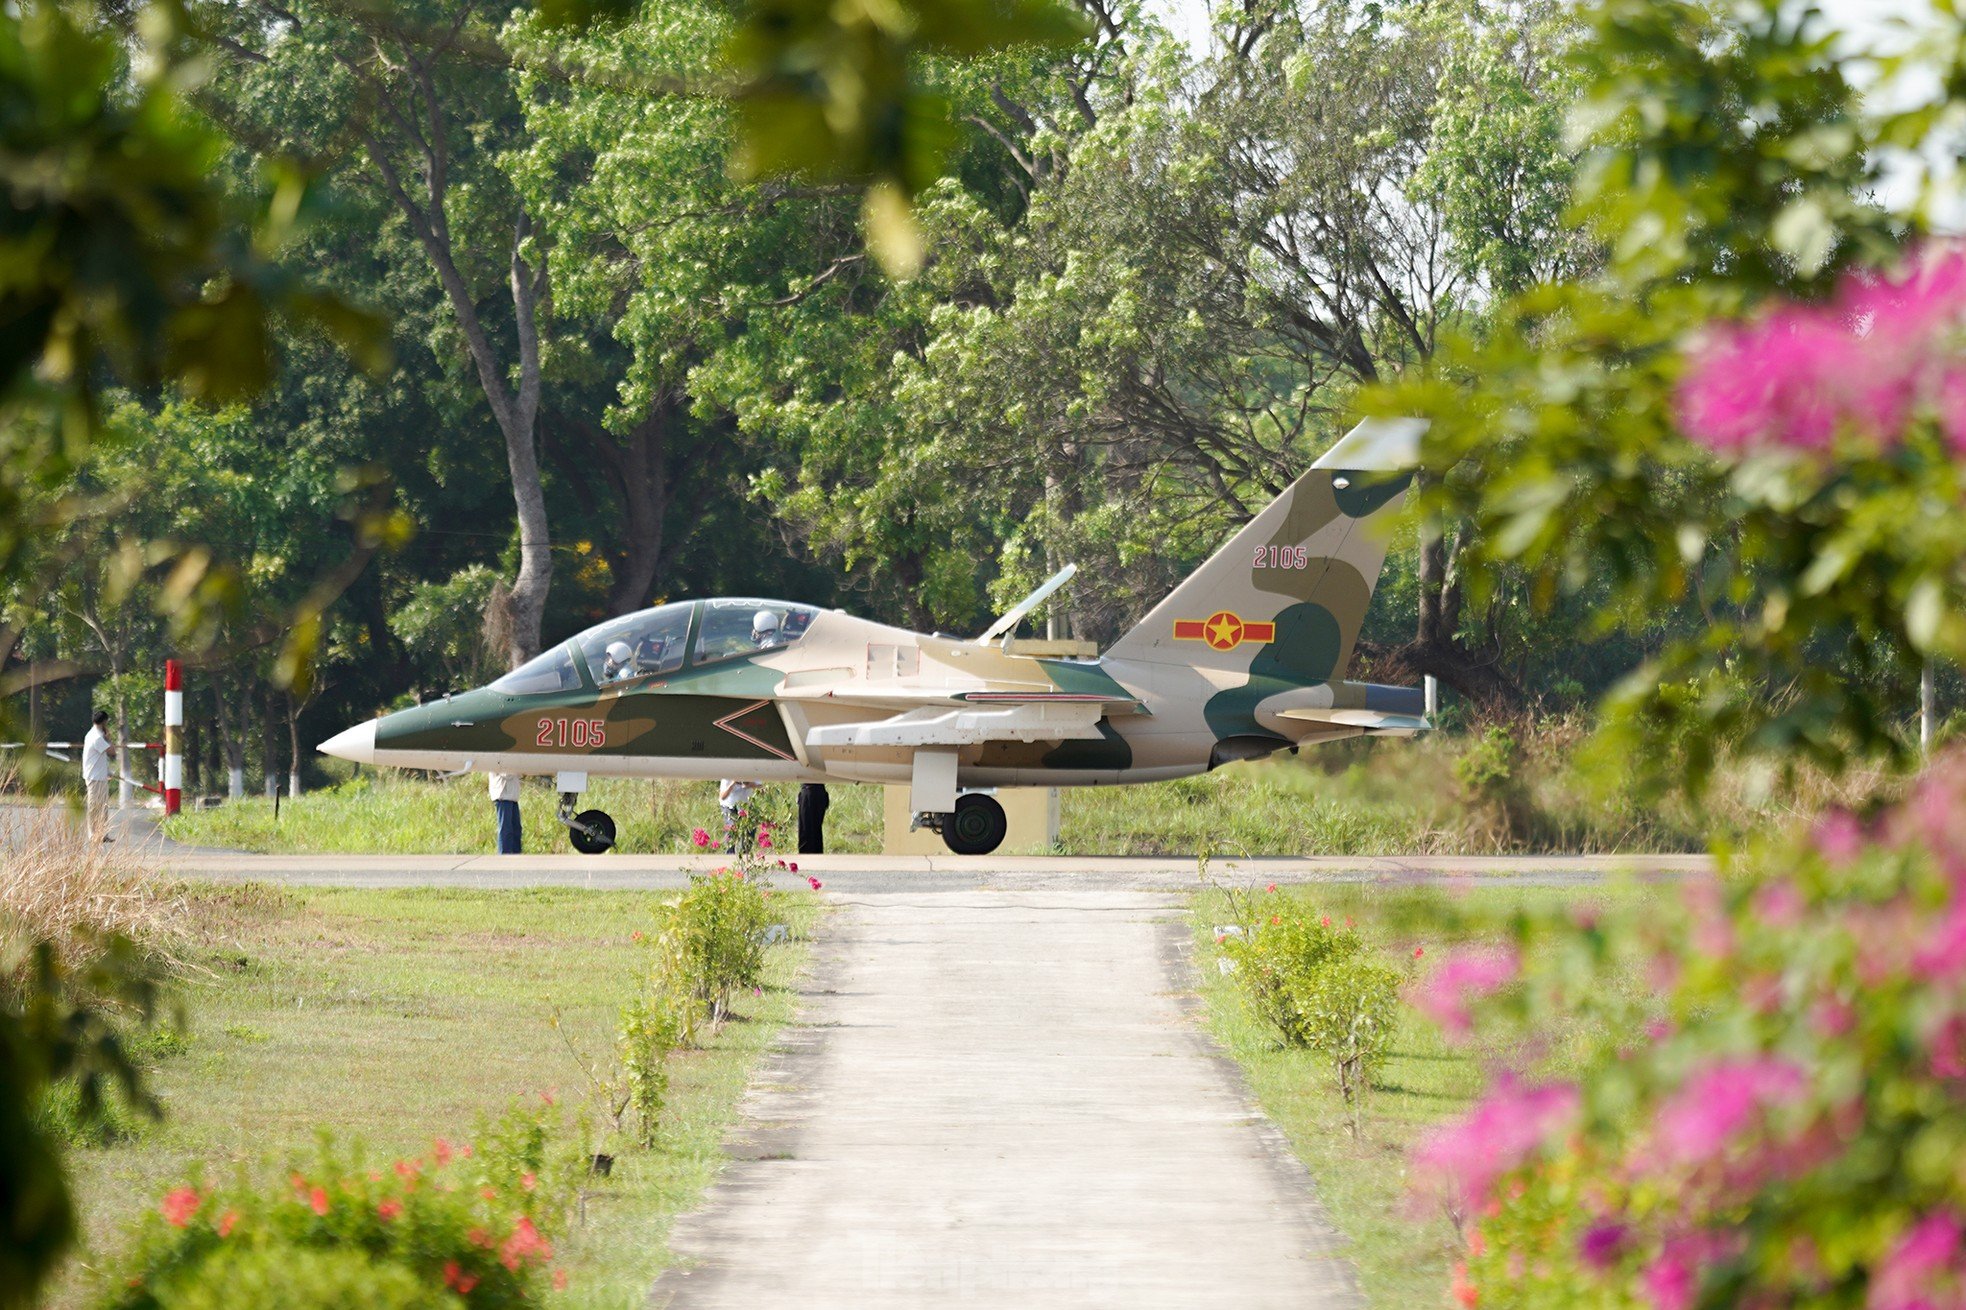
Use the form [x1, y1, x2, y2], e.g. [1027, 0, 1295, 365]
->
[1222, 896, 1410, 1131]
[670, 869, 773, 1027]
[99, 1106, 576, 1309]
[617, 989, 688, 1149]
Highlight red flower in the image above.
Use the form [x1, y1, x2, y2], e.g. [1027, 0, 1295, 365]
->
[443, 1261, 479, 1294]
[290, 1172, 308, 1192]
[394, 1159, 420, 1181]
[521, 1172, 537, 1192]
[631, 930, 643, 941]
[217, 1209, 239, 1238]
[481, 1187, 498, 1200]
[468, 1227, 492, 1248]
[691, 827, 713, 849]
[161, 1186, 200, 1229]
[787, 862, 798, 874]
[500, 1215, 554, 1270]
[1414, 947, 1425, 959]
[1266, 883, 1278, 893]
[1319, 915, 1331, 927]
[433, 1138, 454, 1166]
[1270, 915, 1281, 926]
[309, 1187, 330, 1217]
[377, 1199, 403, 1222]
[1451, 1260, 1478, 1307]
[807, 875, 823, 890]
[553, 1269, 569, 1291]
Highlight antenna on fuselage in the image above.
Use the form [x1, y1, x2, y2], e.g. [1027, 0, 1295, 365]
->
[974, 563, 1078, 646]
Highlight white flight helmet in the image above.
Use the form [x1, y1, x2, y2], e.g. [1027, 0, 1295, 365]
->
[752, 610, 780, 638]
[604, 639, 633, 670]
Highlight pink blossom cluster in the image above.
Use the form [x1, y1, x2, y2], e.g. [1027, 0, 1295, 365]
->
[1678, 245, 1966, 454]
[1648, 1056, 1806, 1170]
[1409, 945, 1520, 1038]
[1412, 1076, 1580, 1213]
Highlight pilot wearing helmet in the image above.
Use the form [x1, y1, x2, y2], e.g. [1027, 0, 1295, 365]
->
[601, 639, 636, 681]
[752, 610, 782, 649]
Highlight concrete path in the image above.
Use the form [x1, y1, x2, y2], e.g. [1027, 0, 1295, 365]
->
[144, 849, 1706, 893]
[653, 891, 1361, 1309]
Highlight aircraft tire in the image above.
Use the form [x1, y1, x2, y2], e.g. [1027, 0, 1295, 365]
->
[570, 809, 616, 855]
[943, 794, 1007, 856]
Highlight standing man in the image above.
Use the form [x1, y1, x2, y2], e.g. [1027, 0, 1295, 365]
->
[82, 710, 115, 843]
[489, 771, 522, 854]
[797, 782, 829, 854]
[718, 778, 756, 852]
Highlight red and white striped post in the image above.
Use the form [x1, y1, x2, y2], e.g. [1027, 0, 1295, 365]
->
[163, 659, 183, 816]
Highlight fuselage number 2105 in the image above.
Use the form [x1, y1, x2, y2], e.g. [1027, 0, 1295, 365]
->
[1254, 545, 1310, 569]
[537, 717, 607, 748]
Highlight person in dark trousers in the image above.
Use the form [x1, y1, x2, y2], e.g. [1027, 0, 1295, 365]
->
[489, 772, 522, 854]
[797, 782, 829, 854]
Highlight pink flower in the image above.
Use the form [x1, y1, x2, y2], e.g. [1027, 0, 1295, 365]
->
[1266, 883, 1278, 893]
[1579, 1219, 1627, 1270]
[691, 827, 713, 849]
[393, 1159, 419, 1181]
[501, 1215, 553, 1271]
[1814, 810, 1865, 865]
[1319, 915, 1331, 927]
[432, 1138, 454, 1166]
[1644, 1249, 1697, 1310]
[1413, 947, 1425, 959]
[1871, 1212, 1965, 1310]
[554, 1269, 569, 1290]
[1915, 905, 1966, 982]
[807, 875, 823, 891]
[1752, 878, 1805, 927]
[377, 1199, 403, 1222]
[1648, 1057, 1807, 1170]
[759, 834, 773, 849]
[161, 1186, 200, 1229]
[788, 862, 798, 874]
[1410, 946, 1520, 1038]
[1411, 1078, 1580, 1211]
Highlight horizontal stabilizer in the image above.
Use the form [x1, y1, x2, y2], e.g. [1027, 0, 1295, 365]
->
[1273, 707, 1432, 736]
[806, 702, 1105, 749]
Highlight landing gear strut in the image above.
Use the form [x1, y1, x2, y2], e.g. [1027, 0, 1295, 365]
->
[940, 793, 1007, 856]
[559, 793, 616, 855]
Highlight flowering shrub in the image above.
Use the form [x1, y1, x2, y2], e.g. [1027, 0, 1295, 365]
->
[100, 1104, 576, 1308]
[1222, 896, 1405, 1126]
[669, 866, 773, 1027]
[1413, 750, 1966, 1308]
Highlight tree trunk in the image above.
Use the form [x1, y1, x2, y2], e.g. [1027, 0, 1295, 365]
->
[261, 686, 280, 798]
[286, 694, 303, 798]
[212, 681, 246, 799]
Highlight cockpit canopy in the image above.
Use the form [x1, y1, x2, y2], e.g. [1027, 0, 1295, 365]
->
[488, 599, 821, 695]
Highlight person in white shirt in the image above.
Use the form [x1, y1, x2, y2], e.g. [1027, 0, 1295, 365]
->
[489, 771, 521, 854]
[718, 778, 756, 852]
[81, 710, 115, 843]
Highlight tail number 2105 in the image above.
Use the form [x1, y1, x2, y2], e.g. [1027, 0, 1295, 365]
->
[537, 717, 607, 748]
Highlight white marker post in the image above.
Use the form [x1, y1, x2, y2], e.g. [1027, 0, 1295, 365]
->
[164, 659, 183, 816]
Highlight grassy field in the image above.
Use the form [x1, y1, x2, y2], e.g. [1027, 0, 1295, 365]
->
[1192, 880, 1654, 1308]
[163, 725, 1723, 856]
[47, 883, 819, 1309]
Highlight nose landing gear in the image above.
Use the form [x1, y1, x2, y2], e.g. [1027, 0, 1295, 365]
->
[559, 792, 616, 854]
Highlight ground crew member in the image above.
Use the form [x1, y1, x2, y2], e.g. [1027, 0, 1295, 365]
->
[798, 782, 829, 854]
[82, 710, 115, 843]
[719, 777, 756, 852]
[490, 771, 522, 854]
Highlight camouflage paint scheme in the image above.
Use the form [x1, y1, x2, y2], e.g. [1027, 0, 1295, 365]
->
[320, 419, 1430, 801]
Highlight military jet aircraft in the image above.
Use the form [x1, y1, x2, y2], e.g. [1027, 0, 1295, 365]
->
[319, 418, 1431, 855]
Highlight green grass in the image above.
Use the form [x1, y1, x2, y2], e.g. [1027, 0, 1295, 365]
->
[49, 882, 819, 1309]
[165, 730, 1710, 856]
[1192, 881, 1658, 1308]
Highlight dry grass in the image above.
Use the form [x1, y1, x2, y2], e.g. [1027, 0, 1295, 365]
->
[0, 802, 193, 978]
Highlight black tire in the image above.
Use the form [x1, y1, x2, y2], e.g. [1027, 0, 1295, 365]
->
[569, 809, 616, 855]
[942, 793, 1007, 856]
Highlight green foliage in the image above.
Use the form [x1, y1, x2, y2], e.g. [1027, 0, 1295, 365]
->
[1383, 0, 1966, 796]
[97, 1113, 576, 1309]
[1223, 907, 1362, 1047]
[616, 990, 688, 1149]
[0, 935, 168, 1309]
[1287, 957, 1402, 1119]
[669, 869, 774, 1027]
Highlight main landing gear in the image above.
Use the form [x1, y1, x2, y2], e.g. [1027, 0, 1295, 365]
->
[559, 792, 616, 855]
[936, 793, 1007, 856]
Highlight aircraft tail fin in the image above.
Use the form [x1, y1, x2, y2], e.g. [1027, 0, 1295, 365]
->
[1103, 418, 1425, 683]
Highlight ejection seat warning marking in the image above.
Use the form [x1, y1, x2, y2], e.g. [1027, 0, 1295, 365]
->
[713, 700, 796, 761]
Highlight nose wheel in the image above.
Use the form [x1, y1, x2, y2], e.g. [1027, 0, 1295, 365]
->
[559, 794, 616, 854]
[941, 793, 1007, 856]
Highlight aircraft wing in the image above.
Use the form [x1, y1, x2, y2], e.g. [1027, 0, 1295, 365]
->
[1272, 707, 1431, 737]
[805, 701, 1107, 748]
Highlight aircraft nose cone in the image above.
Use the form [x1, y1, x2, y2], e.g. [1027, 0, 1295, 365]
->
[318, 720, 377, 764]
